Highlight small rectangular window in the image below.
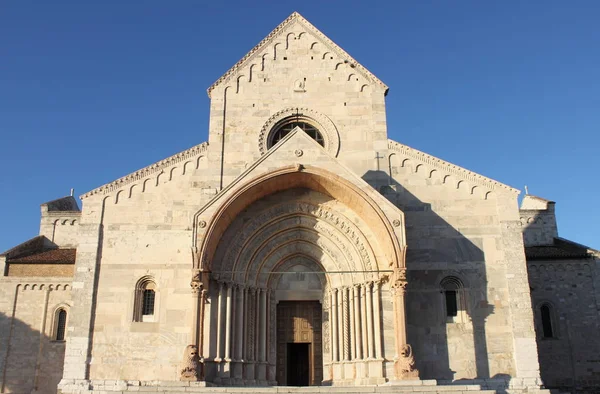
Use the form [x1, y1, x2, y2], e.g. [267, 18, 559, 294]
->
[142, 289, 155, 316]
[56, 310, 67, 340]
[445, 290, 458, 317]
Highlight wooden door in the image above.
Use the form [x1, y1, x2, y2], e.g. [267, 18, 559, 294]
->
[276, 301, 322, 386]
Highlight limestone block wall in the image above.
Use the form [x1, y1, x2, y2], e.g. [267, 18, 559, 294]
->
[527, 259, 600, 391]
[80, 163, 217, 382]
[39, 212, 81, 249]
[386, 141, 540, 383]
[0, 279, 71, 394]
[206, 20, 389, 188]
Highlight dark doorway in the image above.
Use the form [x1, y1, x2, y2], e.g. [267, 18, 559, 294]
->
[287, 343, 310, 386]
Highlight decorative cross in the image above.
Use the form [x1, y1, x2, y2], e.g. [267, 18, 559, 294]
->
[525, 185, 529, 195]
[375, 152, 384, 171]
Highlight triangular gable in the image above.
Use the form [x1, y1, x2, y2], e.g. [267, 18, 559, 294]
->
[207, 11, 388, 98]
[194, 127, 403, 224]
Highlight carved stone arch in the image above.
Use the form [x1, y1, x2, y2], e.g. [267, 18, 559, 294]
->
[216, 201, 376, 288]
[335, 62, 344, 70]
[195, 166, 406, 275]
[258, 107, 340, 157]
[195, 155, 204, 170]
[310, 42, 319, 51]
[169, 167, 178, 181]
[142, 178, 151, 192]
[115, 190, 124, 204]
[248, 64, 256, 82]
[429, 169, 437, 179]
[155, 172, 164, 187]
[322, 51, 331, 60]
[261, 53, 268, 71]
[128, 184, 137, 199]
[182, 160, 192, 175]
[268, 255, 328, 293]
[285, 32, 295, 49]
[401, 158, 411, 168]
[360, 84, 370, 93]
[273, 42, 281, 60]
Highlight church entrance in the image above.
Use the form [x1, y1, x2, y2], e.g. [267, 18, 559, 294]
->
[276, 301, 323, 386]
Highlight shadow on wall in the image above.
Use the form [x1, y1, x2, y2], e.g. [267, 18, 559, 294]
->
[0, 308, 66, 393]
[363, 170, 501, 386]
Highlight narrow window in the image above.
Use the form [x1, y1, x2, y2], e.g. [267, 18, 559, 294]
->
[445, 290, 458, 317]
[441, 276, 465, 322]
[142, 289, 155, 316]
[134, 277, 157, 322]
[56, 309, 67, 340]
[541, 304, 554, 338]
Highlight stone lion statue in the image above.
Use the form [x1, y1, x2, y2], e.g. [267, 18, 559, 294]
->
[397, 344, 419, 378]
[180, 345, 199, 381]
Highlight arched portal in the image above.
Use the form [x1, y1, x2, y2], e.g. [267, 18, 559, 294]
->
[194, 167, 415, 385]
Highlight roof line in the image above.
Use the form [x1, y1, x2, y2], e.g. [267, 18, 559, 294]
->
[81, 142, 209, 199]
[206, 11, 388, 98]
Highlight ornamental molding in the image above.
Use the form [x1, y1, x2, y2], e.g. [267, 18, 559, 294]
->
[388, 139, 518, 196]
[258, 107, 340, 157]
[217, 202, 377, 282]
[206, 12, 388, 98]
[81, 142, 209, 199]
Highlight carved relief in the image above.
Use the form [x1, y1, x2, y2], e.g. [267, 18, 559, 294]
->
[180, 345, 200, 381]
[397, 344, 419, 379]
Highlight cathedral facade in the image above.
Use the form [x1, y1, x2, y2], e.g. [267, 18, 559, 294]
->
[0, 12, 598, 394]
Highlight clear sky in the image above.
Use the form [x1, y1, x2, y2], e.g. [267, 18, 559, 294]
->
[1, 0, 598, 252]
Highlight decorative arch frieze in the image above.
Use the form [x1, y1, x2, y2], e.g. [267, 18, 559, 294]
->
[388, 139, 518, 199]
[258, 107, 340, 157]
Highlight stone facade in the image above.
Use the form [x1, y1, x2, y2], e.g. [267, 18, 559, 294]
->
[0, 11, 595, 394]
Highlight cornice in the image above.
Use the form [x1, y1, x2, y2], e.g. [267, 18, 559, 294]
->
[206, 11, 388, 98]
[80, 142, 209, 199]
[388, 139, 519, 195]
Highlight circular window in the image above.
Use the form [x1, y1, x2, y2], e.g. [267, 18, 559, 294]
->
[268, 120, 324, 148]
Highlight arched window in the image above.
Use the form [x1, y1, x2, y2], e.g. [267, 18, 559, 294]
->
[540, 303, 557, 339]
[53, 308, 67, 341]
[440, 276, 466, 323]
[134, 277, 157, 322]
[268, 119, 324, 148]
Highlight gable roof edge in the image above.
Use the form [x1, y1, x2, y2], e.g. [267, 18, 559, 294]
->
[388, 139, 519, 194]
[81, 141, 209, 200]
[206, 12, 388, 98]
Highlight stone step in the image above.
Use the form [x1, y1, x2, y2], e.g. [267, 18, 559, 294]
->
[80, 384, 498, 394]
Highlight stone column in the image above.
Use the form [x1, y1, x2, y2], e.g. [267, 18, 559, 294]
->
[360, 283, 368, 360]
[224, 283, 233, 361]
[390, 267, 418, 379]
[373, 280, 383, 360]
[364, 282, 374, 359]
[349, 286, 356, 360]
[353, 284, 362, 360]
[259, 289, 267, 362]
[236, 285, 245, 361]
[181, 270, 206, 381]
[343, 287, 350, 361]
[336, 288, 343, 361]
[331, 289, 338, 362]
[215, 281, 225, 361]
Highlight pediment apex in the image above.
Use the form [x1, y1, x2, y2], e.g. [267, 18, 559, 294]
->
[195, 129, 404, 233]
[206, 11, 388, 97]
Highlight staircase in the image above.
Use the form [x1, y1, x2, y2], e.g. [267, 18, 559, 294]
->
[58, 379, 555, 394]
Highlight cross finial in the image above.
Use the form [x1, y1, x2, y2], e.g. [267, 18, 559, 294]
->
[70, 188, 74, 197]
[524, 185, 529, 195]
[375, 152, 384, 171]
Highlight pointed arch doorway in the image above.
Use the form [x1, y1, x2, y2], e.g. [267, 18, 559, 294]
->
[193, 166, 415, 386]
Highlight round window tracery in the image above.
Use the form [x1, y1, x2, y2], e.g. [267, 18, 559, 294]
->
[268, 120, 324, 148]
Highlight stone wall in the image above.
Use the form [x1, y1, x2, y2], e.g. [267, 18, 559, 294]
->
[528, 258, 600, 392]
[385, 147, 540, 386]
[0, 279, 71, 394]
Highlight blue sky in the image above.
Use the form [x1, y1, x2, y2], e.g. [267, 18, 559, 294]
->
[1, 0, 598, 252]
